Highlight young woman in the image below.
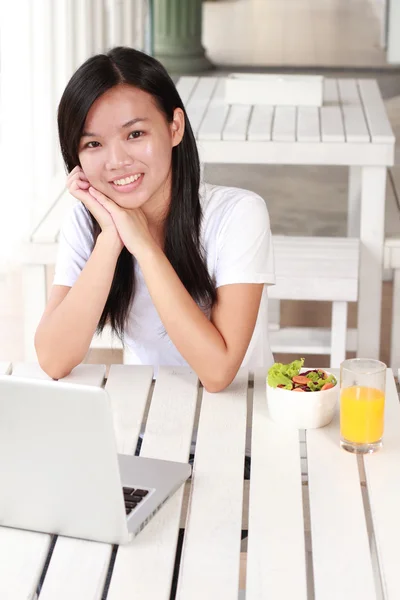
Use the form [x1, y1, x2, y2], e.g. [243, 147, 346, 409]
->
[35, 47, 275, 391]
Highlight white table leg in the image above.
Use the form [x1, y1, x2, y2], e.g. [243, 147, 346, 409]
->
[330, 301, 347, 368]
[390, 267, 400, 373]
[22, 264, 47, 361]
[348, 166, 361, 237]
[357, 167, 387, 359]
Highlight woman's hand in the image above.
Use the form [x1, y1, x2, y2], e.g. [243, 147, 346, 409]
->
[66, 167, 123, 246]
[88, 187, 156, 259]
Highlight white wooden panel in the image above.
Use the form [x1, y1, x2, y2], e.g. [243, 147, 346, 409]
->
[364, 370, 400, 599]
[320, 106, 345, 142]
[272, 106, 296, 142]
[330, 301, 347, 367]
[108, 367, 198, 600]
[198, 78, 229, 141]
[297, 107, 320, 142]
[338, 78, 361, 105]
[11, 362, 106, 385]
[323, 78, 339, 104]
[0, 362, 11, 375]
[358, 79, 395, 144]
[107, 0, 123, 47]
[357, 166, 386, 358]
[177, 370, 248, 600]
[222, 105, 252, 141]
[307, 369, 376, 600]
[92, 0, 106, 54]
[247, 105, 274, 141]
[391, 269, 400, 372]
[186, 78, 218, 136]
[342, 105, 370, 143]
[198, 139, 393, 166]
[176, 77, 199, 106]
[270, 326, 358, 355]
[246, 371, 307, 599]
[74, 0, 93, 67]
[38, 366, 153, 600]
[348, 166, 362, 237]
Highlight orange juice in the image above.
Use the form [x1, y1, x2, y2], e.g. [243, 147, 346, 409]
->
[340, 386, 385, 444]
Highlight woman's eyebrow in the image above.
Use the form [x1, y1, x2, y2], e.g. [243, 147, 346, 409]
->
[81, 117, 149, 138]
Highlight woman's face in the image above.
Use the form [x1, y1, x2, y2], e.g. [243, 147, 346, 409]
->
[78, 84, 184, 213]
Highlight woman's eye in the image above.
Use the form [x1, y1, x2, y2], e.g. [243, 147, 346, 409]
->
[128, 131, 144, 139]
[86, 141, 100, 149]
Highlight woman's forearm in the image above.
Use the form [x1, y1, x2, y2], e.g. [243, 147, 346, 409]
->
[136, 243, 231, 391]
[35, 233, 122, 378]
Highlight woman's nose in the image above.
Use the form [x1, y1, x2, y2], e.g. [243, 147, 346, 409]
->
[105, 144, 133, 170]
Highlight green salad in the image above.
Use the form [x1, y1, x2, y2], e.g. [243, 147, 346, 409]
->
[267, 358, 337, 392]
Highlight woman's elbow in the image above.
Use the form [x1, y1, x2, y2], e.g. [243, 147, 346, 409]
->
[201, 368, 237, 393]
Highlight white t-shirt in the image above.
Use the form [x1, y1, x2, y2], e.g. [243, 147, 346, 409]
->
[53, 182, 276, 370]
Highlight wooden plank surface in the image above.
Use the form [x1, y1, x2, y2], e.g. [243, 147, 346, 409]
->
[107, 367, 198, 600]
[323, 78, 339, 104]
[39, 365, 153, 600]
[342, 105, 371, 143]
[338, 79, 362, 105]
[176, 76, 199, 106]
[247, 105, 274, 141]
[246, 370, 307, 599]
[0, 362, 11, 375]
[358, 79, 395, 144]
[364, 370, 400, 599]
[297, 107, 320, 142]
[272, 106, 296, 142]
[307, 369, 376, 600]
[177, 370, 248, 600]
[198, 78, 229, 141]
[222, 105, 252, 141]
[185, 77, 218, 137]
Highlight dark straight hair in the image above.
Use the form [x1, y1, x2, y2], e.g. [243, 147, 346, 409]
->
[57, 46, 216, 341]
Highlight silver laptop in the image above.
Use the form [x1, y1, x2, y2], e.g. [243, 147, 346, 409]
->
[0, 375, 191, 545]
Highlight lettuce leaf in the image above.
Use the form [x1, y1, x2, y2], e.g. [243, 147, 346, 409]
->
[267, 358, 304, 389]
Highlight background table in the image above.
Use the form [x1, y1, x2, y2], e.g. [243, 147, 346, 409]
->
[1, 361, 400, 599]
[176, 76, 396, 361]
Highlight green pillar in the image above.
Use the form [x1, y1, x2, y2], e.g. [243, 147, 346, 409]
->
[153, 0, 213, 74]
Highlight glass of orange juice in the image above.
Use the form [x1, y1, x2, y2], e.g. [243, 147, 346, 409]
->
[340, 358, 386, 454]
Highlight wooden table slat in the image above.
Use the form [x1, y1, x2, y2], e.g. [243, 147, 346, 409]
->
[338, 78, 362, 105]
[307, 369, 376, 600]
[186, 77, 218, 137]
[222, 104, 252, 141]
[323, 78, 339, 104]
[363, 370, 400, 600]
[176, 76, 199, 106]
[342, 105, 371, 143]
[320, 105, 345, 142]
[297, 106, 320, 143]
[176, 370, 248, 600]
[107, 367, 198, 600]
[198, 78, 229, 141]
[247, 105, 274, 141]
[272, 106, 296, 142]
[358, 79, 396, 144]
[246, 370, 307, 599]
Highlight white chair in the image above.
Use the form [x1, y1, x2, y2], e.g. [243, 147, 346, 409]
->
[269, 236, 360, 368]
[384, 238, 400, 373]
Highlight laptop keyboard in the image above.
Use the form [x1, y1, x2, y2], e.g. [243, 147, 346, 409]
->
[123, 487, 149, 516]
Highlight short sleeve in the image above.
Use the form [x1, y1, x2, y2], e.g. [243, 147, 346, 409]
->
[215, 194, 275, 288]
[53, 202, 94, 287]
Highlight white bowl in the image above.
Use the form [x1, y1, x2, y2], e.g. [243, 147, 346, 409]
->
[266, 370, 339, 429]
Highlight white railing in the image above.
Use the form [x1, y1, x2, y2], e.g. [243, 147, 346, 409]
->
[0, 0, 151, 271]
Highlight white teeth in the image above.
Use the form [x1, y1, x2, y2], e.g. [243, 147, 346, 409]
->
[113, 174, 141, 185]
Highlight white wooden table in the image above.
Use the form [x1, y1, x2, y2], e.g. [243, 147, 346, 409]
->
[1, 361, 400, 599]
[176, 76, 396, 360]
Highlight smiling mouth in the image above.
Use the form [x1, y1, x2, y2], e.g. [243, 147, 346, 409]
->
[112, 173, 143, 186]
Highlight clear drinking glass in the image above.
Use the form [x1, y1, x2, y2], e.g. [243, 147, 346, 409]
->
[340, 358, 386, 454]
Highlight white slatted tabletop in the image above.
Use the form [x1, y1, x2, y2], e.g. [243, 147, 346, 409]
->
[1, 363, 399, 599]
[175, 76, 395, 166]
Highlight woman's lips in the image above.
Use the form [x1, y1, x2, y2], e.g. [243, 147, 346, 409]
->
[109, 173, 144, 193]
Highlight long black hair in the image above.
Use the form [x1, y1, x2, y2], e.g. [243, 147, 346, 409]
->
[57, 47, 216, 341]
